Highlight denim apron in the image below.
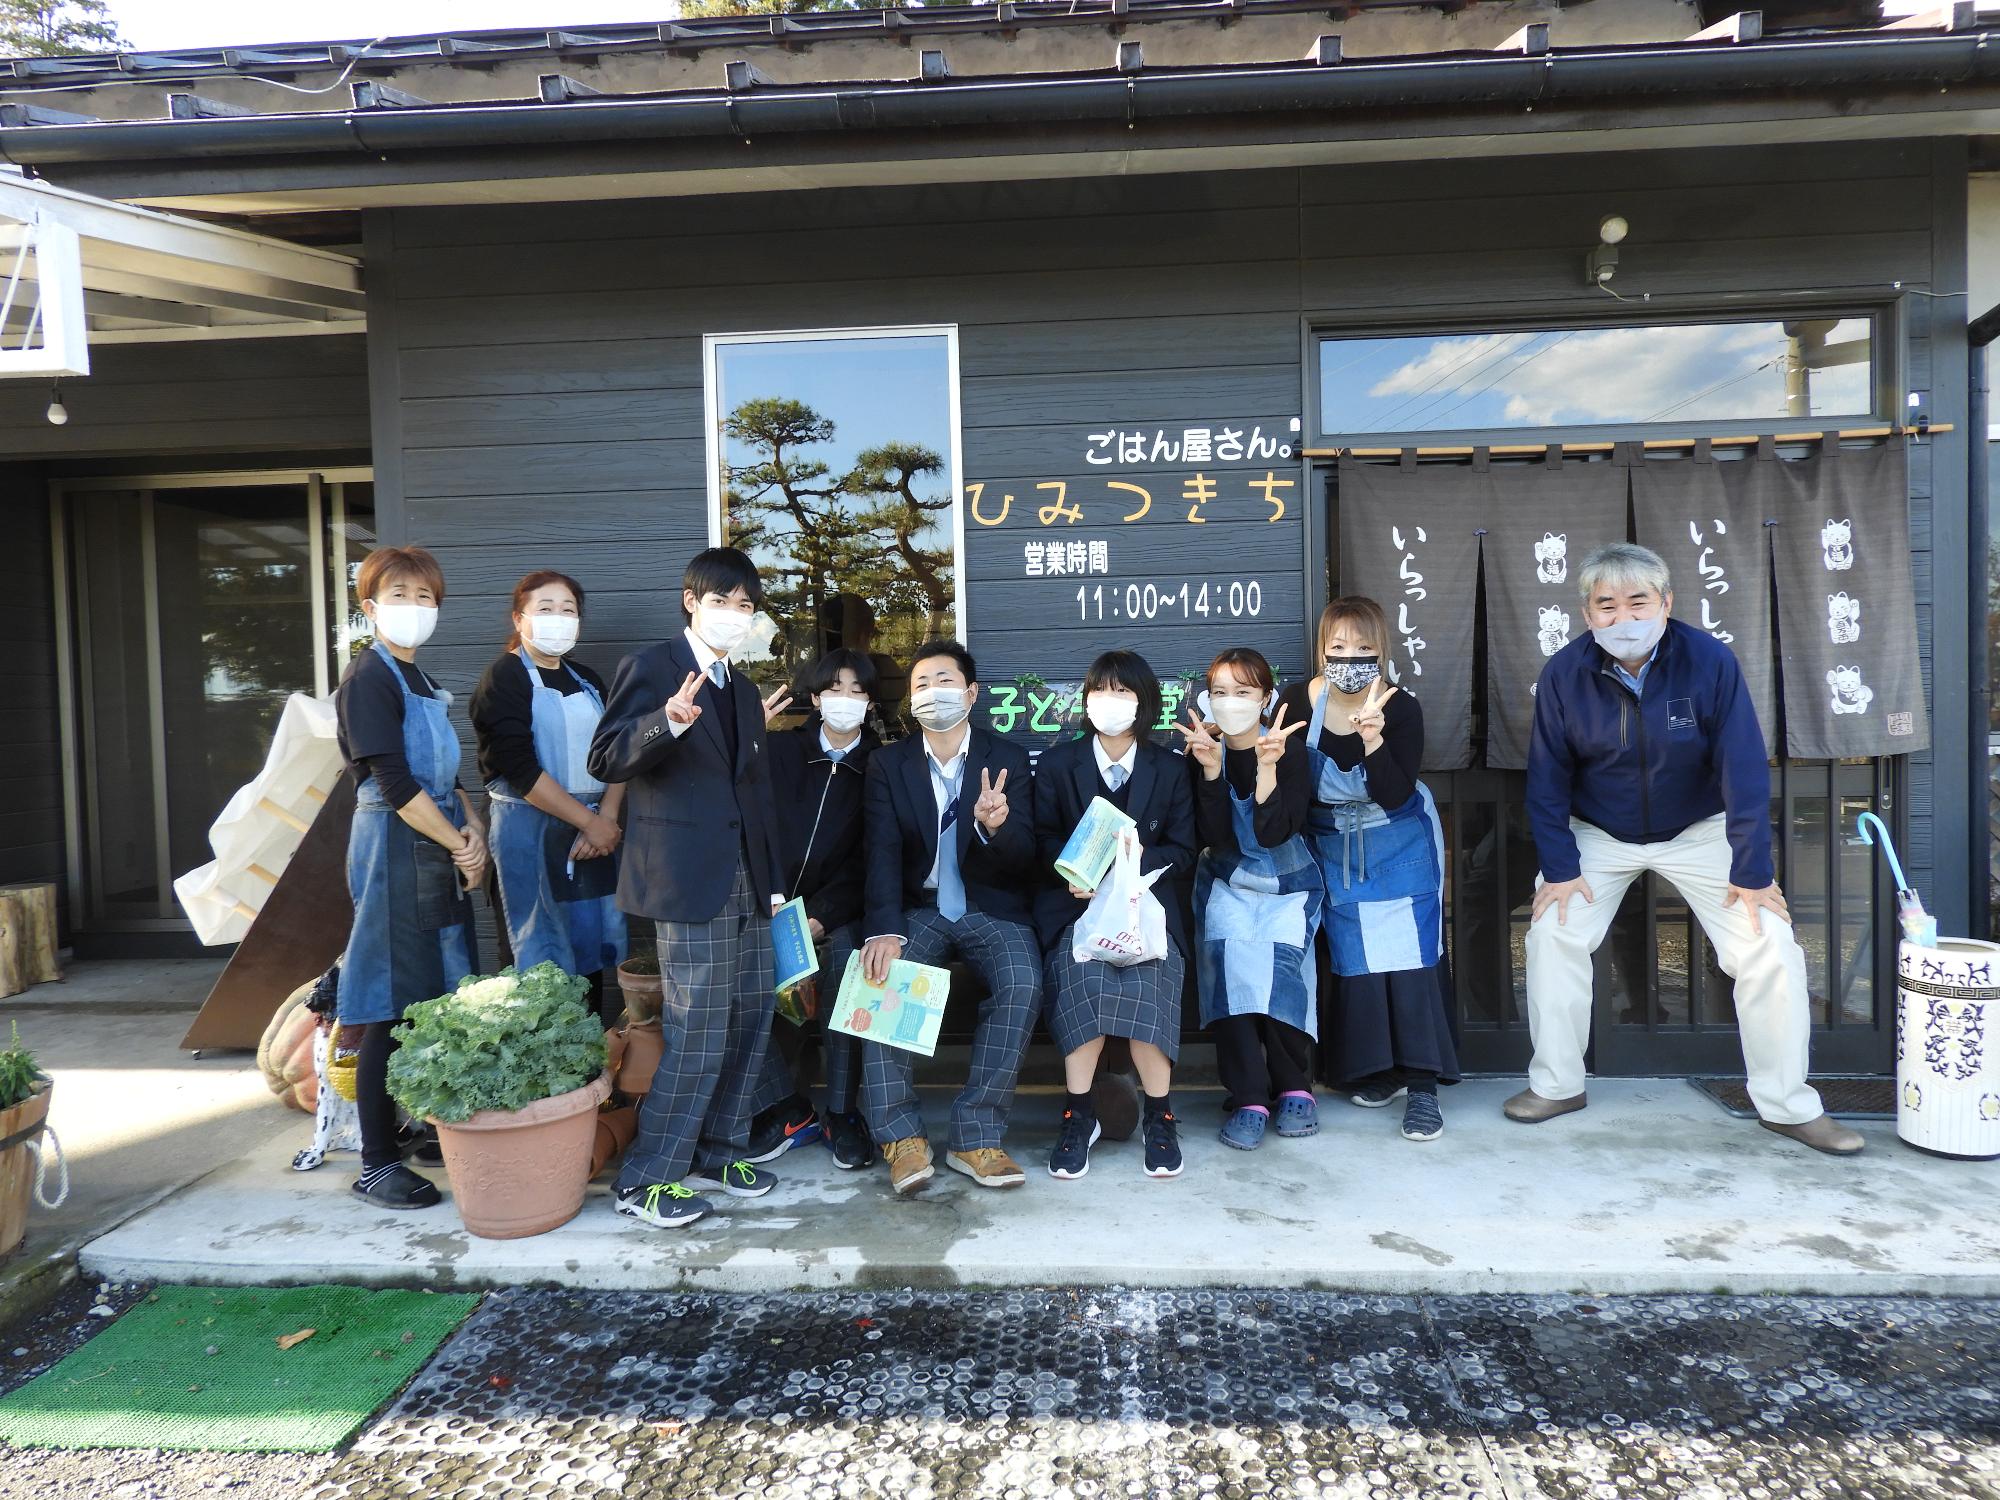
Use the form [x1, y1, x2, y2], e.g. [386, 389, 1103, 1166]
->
[1192, 736, 1325, 1037]
[338, 642, 474, 1025]
[1304, 682, 1446, 978]
[486, 648, 627, 976]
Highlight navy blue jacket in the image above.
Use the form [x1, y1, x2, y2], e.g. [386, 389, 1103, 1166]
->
[1526, 618, 1774, 889]
[1031, 734, 1198, 958]
[863, 725, 1036, 938]
[586, 635, 786, 924]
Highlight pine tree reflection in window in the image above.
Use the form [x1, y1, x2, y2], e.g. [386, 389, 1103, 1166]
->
[714, 333, 957, 731]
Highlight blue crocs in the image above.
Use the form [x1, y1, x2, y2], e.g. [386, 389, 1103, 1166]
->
[1219, 1107, 1267, 1151]
[1274, 1094, 1320, 1138]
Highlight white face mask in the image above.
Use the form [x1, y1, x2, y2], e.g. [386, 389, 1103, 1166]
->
[525, 615, 578, 657]
[818, 695, 868, 733]
[1085, 693, 1139, 738]
[1591, 613, 1667, 661]
[694, 603, 753, 656]
[372, 602, 438, 651]
[1210, 695, 1263, 737]
[910, 686, 971, 734]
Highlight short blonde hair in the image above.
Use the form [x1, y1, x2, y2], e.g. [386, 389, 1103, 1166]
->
[1316, 596, 1390, 662]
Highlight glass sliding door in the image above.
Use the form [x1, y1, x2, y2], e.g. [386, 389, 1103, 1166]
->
[54, 469, 372, 931]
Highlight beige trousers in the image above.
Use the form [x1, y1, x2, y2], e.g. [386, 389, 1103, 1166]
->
[1524, 814, 1824, 1125]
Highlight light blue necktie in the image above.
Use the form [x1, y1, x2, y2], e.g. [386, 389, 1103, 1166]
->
[934, 760, 967, 922]
[1105, 763, 1129, 791]
[708, 661, 727, 690]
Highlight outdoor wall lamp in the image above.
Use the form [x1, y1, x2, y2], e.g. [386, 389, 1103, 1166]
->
[1585, 214, 1629, 286]
[45, 382, 66, 426]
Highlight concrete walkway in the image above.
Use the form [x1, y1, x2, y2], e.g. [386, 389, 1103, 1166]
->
[0, 957, 300, 1321]
[81, 1078, 2000, 1296]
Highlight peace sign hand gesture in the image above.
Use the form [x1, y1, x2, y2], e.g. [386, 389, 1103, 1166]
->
[1346, 680, 1400, 752]
[664, 671, 704, 727]
[1178, 710, 1224, 780]
[761, 686, 794, 726]
[972, 767, 1011, 834]
[1255, 701, 1307, 772]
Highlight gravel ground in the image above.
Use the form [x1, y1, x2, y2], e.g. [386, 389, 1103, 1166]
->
[0, 1285, 1996, 1499]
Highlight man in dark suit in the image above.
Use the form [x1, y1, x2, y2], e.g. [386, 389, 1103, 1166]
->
[587, 546, 788, 1229]
[858, 639, 1039, 1195]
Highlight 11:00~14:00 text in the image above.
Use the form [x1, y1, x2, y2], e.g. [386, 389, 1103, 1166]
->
[1076, 580, 1264, 621]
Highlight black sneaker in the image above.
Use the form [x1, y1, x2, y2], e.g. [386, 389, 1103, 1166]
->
[351, 1162, 441, 1210]
[684, 1161, 776, 1198]
[1047, 1108, 1101, 1180]
[616, 1182, 712, 1228]
[826, 1110, 877, 1171]
[1401, 1092, 1445, 1142]
[397, 1122, 444, 1167]
[745, 1097, 823, 1163]
[1142, 1109, 1184, 1179]
[1348, 1076, 1408, 1109]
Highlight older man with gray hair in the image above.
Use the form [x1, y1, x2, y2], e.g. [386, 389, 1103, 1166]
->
[1507, 541, 1862, 1155]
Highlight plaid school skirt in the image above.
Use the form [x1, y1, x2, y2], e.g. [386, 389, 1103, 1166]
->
[1045, 933, 1187, 1062]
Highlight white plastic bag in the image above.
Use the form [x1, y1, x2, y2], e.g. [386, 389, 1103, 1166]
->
[1072, 829, 1169, 968]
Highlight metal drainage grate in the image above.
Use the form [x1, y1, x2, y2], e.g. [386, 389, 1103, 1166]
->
[1688, 1074, 1895, 1120]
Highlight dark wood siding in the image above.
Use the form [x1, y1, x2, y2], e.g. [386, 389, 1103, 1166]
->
[0, 469, 62, 929]
[376, 137, 1969, 930]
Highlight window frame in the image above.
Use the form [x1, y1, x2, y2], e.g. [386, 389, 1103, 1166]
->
[1309, 305, 1894, 448]
[702, 323, 970, 639]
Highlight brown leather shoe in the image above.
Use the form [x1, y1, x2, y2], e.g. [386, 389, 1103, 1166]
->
[1503, 1088, 1588, 1123]
[946, 1147, 1027, 1188]
[1761, 1114, 1865, 1156]
[884, 1135, 935, 1195]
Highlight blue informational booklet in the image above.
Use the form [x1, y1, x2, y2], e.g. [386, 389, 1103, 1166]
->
[1053, 795, 1137, 891]
[771, 897, 819, 994]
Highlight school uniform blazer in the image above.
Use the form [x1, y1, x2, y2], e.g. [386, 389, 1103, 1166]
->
[586, 634, 785, 925]
[863, 725, 1037, 939]
[1032, 735, 1198, 959]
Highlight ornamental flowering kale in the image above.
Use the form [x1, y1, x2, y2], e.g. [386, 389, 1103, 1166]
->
[385, 962, 607, 1124]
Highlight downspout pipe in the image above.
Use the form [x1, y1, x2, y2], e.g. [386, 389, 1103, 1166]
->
[0, 33, 1993, 167]
[1968, 304, 1997, 938]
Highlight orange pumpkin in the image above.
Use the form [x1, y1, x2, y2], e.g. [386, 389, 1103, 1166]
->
[256, 982, 321, 1114]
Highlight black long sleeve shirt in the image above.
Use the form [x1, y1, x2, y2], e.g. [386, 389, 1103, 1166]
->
[335, 648, 454, 810]
[1191, 733, 1311, 857]
[1277, 679, 1425, 814]
[469, 651, 609, 798]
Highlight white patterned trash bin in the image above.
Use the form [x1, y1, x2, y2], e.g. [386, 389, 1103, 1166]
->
[1895, 937, 2000, 1159]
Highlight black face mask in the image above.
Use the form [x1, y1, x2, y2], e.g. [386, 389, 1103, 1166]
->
[1323, 656, 1382, 694]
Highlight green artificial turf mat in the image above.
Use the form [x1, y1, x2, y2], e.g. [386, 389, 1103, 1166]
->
[0, 1284, 479, 1452]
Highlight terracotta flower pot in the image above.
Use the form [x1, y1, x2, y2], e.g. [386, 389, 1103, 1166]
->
[590, 1105, 639, 1178]
[613, 1019, 664, 1095]
[616, 959, 663, 1025]
[0, 1078, 53, 1258]
[432, 1070, 613, 1240]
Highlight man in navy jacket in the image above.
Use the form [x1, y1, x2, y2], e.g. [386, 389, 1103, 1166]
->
[857, 639, 1040, 1195]
[588, 547, 792, 1228]
[1508, 542, 1862, 1156]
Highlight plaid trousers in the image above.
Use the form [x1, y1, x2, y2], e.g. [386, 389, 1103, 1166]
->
[749, 924, 863, 1117]
[858, 907, 1042, 1152]
[615, 861, 775, 1192]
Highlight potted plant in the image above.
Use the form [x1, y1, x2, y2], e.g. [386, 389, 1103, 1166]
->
[613, 920, 664, 1094]
[386, 962, 612, 1240]
[0, 1023, 53, 1257]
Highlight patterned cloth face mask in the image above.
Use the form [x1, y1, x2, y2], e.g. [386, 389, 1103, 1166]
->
[1323, 656, 1382, 695]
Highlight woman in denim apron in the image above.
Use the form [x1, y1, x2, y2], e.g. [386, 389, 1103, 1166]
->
[334, 546, 485, 1210]
[1280, 598, 1458, 1144]
[471, 571, 627, 1020]
[1182, 647, 1324, 1153]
